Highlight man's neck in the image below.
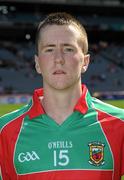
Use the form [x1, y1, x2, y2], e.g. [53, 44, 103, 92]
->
[40, 83, 82, 124]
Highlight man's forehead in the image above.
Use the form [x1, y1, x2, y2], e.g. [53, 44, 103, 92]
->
[37, 24, 84, 50]
[39, 24, 81, 35]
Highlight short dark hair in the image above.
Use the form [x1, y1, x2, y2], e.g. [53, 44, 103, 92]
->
[35, 12, 88, 55]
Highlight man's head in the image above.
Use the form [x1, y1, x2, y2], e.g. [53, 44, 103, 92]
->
[35, 12, 88, 55]
[35, 12, 90, 90]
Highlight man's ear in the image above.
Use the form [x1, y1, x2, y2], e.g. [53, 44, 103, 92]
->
[35, 55, 41, 74]
[81, 54, 90, 73]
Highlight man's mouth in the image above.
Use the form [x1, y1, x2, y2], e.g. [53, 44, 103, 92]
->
[53, 70, 66, 75]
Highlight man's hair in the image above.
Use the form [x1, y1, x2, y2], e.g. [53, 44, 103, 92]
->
[35, 12, 88, 55]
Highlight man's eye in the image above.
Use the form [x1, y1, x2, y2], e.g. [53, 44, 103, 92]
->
[44, 48, 54, 52]
[64, 47, 74, 52]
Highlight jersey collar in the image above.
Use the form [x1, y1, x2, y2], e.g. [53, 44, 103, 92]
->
[74, 84, 92, 114]
[28, 84, 92, 119]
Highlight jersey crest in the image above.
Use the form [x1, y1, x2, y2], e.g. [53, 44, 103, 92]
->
[88, 142, 105, 166]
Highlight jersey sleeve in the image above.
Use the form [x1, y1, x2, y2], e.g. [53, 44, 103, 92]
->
[0, 115, 23, 180]
[0, 131, 7, 179]
[0, 130, 11, 179]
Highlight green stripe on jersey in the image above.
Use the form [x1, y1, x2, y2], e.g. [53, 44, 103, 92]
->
[0, 100, 32, 131]
[92, 98, 124, 121]
[14, 110, 113, 174]
[86, 90, 93, 109]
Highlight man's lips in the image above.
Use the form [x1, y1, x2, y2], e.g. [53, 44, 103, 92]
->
[53, 70, 66, 75]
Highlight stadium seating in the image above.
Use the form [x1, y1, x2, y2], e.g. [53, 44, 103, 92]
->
[0, 40, 124, 94]
[0, 2, 124, 94]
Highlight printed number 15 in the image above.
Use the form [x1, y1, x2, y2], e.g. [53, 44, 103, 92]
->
[54, 150, 69, 167]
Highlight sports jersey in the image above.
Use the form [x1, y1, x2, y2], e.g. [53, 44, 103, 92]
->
[0, 84, 124, 180]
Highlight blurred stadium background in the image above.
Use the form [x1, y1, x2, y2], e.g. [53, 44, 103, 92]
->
[0, 0, 124, 116]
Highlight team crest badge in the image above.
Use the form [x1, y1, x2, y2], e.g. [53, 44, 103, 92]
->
[88, 142, 105, 166]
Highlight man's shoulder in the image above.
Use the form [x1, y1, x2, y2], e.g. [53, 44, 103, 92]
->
[92, 97, 124, 121]
[0, 102, 32, 131]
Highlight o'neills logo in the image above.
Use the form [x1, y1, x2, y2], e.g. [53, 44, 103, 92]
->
[18, 151, 40, 163]
[48, 141, 73, 149]
[88, 142, 105, 166]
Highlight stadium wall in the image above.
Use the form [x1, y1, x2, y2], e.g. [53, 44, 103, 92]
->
[0, 94, 31, 104]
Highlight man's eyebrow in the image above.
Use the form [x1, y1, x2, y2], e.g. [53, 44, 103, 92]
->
[42, 44, 56, 48]
[63, 43, 74, 46]
[41, 43, 74, 49]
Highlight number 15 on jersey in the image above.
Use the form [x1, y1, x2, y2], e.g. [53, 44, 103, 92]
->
[53, 150, 70, 167]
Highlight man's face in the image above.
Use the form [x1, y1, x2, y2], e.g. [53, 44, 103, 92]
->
[35, 24, 90, 90]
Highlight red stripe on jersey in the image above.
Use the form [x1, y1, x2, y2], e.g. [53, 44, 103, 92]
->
[96, 109, 124, 180]
[17, 169, 113, 180]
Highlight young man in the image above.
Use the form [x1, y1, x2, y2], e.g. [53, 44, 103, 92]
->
[0, 12, 124, 180]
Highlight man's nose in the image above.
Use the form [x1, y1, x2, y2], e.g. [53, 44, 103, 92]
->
[54, 49, 65, 65]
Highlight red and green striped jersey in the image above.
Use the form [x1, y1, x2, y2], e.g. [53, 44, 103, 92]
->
[0, 84, 124, 180]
